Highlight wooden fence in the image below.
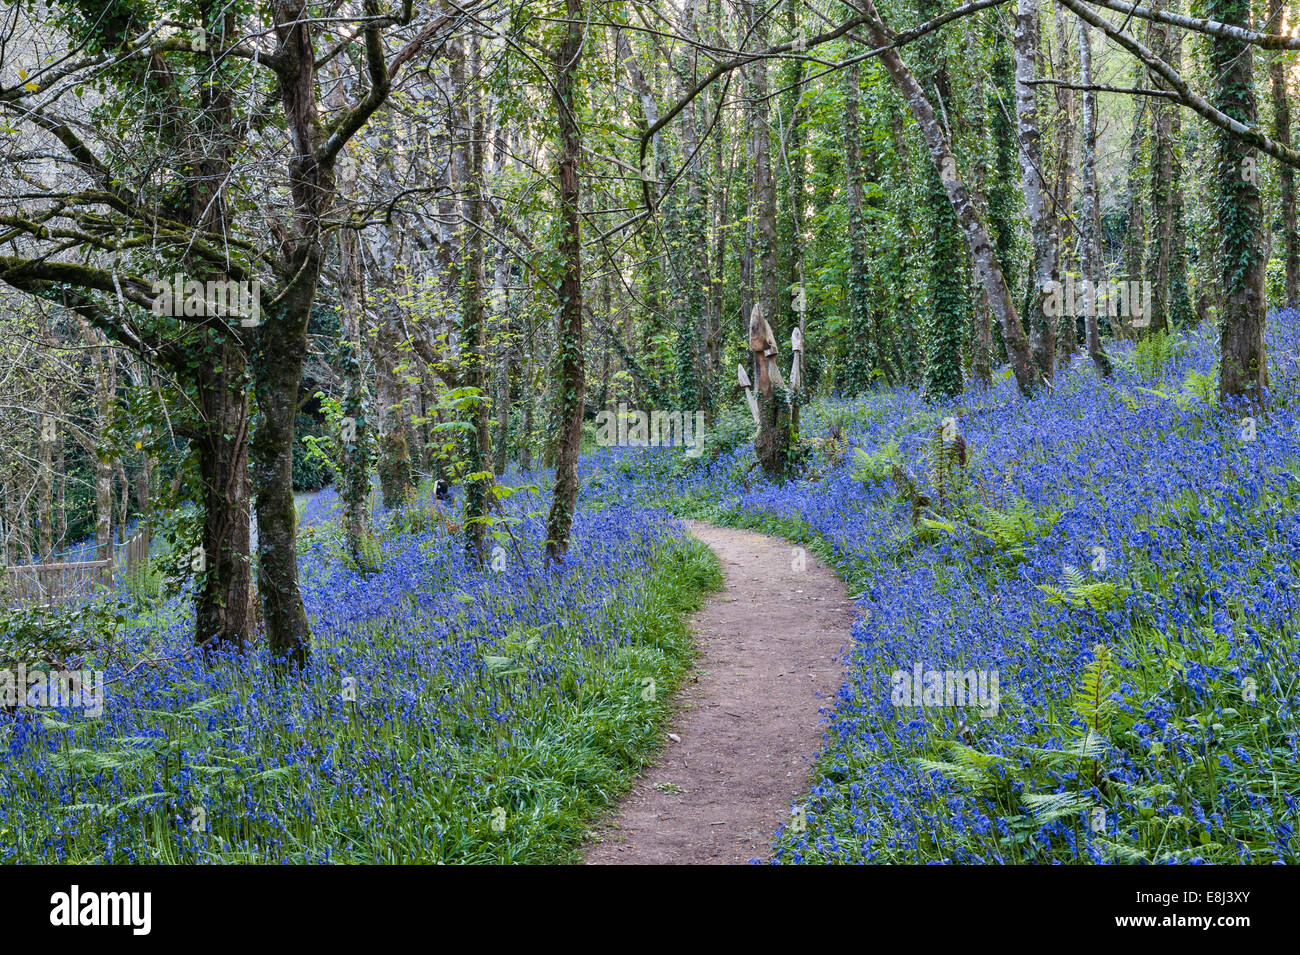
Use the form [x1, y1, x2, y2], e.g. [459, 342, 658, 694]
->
[2, 529, 151, 609]
[3, 559, 113, 608]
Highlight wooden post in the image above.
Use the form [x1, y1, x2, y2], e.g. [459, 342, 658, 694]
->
[747, 304, 784, 398]
[790, 326, 804, 392]
[737, 364, 760, 425]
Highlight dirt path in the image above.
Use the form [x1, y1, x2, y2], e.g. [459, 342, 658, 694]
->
[584, 521, 855, 865]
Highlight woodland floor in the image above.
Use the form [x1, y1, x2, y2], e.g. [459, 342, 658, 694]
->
[583, 521, 855, 865]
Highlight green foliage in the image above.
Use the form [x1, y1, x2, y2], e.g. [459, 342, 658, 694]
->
[2, 531, 723, 865]
[917, 646, 1117, 845]
[1038, 564, 1130, 614]
[702, 402, 758, 461]
[1128, 329, 1189, 382]
[293, 413, 333, 492]
[850, 440, 901, 485]
[0, 598, 128, 669]
[925, 421, 967, 512]
[1182, 369, 1219, 405]
[921, 498, 1061, 565]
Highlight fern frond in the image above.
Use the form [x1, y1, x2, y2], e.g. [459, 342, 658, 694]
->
[1022, 791, 1093, 822]
[1072, 645, 1117, 735]
[1096, 838, 1152, 863]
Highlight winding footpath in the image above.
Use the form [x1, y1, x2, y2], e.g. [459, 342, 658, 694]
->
[584, 521, 855, 865]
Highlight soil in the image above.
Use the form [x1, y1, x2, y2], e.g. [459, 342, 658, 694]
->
[583, 521, 855, 865]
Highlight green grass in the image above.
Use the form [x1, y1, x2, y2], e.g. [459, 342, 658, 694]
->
[438, 535, 722, 863]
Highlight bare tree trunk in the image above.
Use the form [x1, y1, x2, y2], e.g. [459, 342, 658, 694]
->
[36, 399, 53, 561]
[1270, 0, 1299, 304]
[82, 322, 117, 561]
[1124, 65, 1149, 338]
[56, 438, 66, 552]
[1077, 21, 1113, 376]
[491, 111, 514, 476]
[1014, 0, 1058, 378]
[338, 220, 370, 561]
[1053, 5, 1078, 362]
[520, 311, 535, 474]
[255, 0, 396, 665]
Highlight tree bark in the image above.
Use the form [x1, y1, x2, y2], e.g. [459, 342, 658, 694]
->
[461, 38, 491, 561]
[1270, 0, 1299, 304]
[1211, 0, 1270, 405]
[1014, 0, 1058, 378]
[1124, 63, 1149, 338]
[1053, 5, 1078, 361]
[918, 0, 968, 400]
[544, 0, 586, 560]
[195, 341, 254, 653]
[1144, 0, 1175, 334]
[1077, 21, 1114, 376]
[843, 60, 892, 392]
[81, 321, 117, 562]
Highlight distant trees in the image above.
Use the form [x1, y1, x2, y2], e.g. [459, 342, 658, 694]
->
[0, 1, 460, 661]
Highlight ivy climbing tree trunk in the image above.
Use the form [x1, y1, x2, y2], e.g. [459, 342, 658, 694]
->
[842, 59, 891, 393]
[370, 105, 415, 510]
[1144, 1, 1175, 335]
[742, 0, 789, 474]
[918, 0, 968, 400]
[965, 19, 993, 388]
[544, 0, 586, 560]
[987, 22, 1019, 367]
[334, 85, 370, 564]
[859, 0, 1040, 396]
[1210, 0, 1269, 406]
[1123, 66, 1149, 336]
[1052, 4, 1077, 363]
[673, 0, 711, 416]
[744, 0, 779, 350]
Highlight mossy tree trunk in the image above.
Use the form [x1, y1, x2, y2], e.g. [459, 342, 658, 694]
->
[544, 0, 586, 560]
[1210, 0, 1270, 406]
